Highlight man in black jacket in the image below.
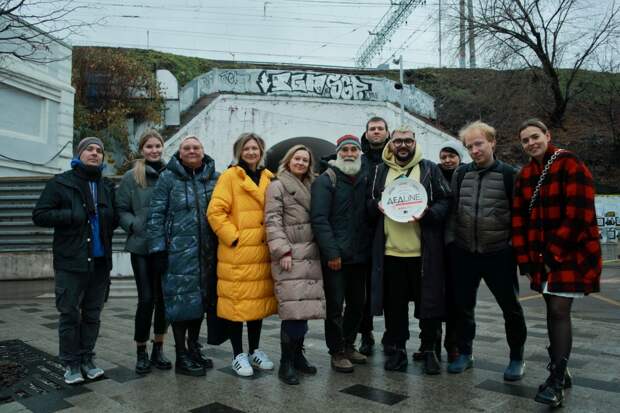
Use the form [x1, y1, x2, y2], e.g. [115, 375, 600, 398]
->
[367, 125, 451, 374]
[445, 121, 527, 381]
[311, 134, 371, 373]
[33, 137, 118, 384]
[358, 117, 390, 356]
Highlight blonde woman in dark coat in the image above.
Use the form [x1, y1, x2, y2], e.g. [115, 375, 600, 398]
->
[265, 144, 326, 385]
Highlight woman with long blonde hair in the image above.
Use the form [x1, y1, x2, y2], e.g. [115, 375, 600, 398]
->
[265, 144, 325, 384]
[207, 132, 277, 377]
[116, 130, 171, 374]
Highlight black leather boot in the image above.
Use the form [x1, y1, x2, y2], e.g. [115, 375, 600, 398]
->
[135, 348, 151, 374]
[423, 351, 441, 375]
[293, 337, 317, 375]
[187, 341, 213, 369]
[544, 346, 572, 388]
[279, 332, 299, 385]
[535, 358, 567, 407]
[150, 342, 172, 370]
[359, 332, 375, 356]
[175, 350, 206, 377]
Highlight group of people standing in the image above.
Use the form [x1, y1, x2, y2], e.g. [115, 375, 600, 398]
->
[32, 114, 601, 408]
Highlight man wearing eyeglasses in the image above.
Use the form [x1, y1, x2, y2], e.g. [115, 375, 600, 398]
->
[367, 125, 450, 374]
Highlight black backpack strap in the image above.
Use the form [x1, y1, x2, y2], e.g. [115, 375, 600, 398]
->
[324, 168, 337, 189]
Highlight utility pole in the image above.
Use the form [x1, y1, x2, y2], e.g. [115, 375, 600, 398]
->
[354, 1, 424, 68]
[467, 0, 476, 68]
[459, 0, 466, 68]
[399, 55, 404, 125]
[438, 0, 442, 67]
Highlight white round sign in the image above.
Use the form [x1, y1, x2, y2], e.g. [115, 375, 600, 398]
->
[381, 178, 428, 223]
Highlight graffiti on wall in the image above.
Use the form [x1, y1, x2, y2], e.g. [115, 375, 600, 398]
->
[596, 196, 620, 243]
[257, 71, 374, 100]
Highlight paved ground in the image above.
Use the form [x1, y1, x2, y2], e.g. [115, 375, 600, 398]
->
[1, 262, 619, 413]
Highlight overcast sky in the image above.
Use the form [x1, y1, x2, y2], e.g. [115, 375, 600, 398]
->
[49, 0, 617, 70]
[60, 0, 450, 69]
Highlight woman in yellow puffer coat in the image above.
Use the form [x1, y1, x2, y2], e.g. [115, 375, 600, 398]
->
[207, 132, 277, 377]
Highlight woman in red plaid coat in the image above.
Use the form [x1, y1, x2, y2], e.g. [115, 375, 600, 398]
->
[512, 118, 602, 408]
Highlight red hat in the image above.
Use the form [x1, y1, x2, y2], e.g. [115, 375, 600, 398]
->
[336, 134, 361, 152]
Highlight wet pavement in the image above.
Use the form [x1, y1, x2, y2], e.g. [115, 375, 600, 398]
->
[1, 262, 619, 412]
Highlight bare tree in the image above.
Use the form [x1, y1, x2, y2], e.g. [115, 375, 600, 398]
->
[0, 1, 93, 63]
[443, 0, 620, 126]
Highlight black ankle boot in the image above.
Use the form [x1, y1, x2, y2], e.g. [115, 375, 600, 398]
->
[544, 346, 572, 388]
[535, 358, 567, 407]
[279, 332, 299, 385]
[150, 342, 172, 370]
[384, 348, 408, 371]
[135, 348, 151, 374]
[175, 350, 206, 377]
[187, 341, 213, 369]
[423, 351, 441, 375]
[359, 332, 375, 356]
[293, 337, 317, 375]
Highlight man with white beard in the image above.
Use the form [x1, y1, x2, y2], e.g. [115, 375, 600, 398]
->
[311, 135, 372, 373]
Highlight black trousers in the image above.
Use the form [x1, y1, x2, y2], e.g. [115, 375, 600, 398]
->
[359, 267, 374, 335]
[130, 253, 167, 342]
[322, 263, 367, 354]
[451, 245, 527, 360]
[281, 320, 308, 340]
[383, 256, 440, 350]
[54, 258, 109, 364]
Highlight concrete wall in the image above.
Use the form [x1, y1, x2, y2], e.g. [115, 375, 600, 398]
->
[0, 252, 132, 280]
[166, 94, 467, 170]
[0, 17, 74, 177]
[179, 68, 436, 120]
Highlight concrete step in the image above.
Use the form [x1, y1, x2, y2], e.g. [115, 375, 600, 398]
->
[38, 279, 138, 298]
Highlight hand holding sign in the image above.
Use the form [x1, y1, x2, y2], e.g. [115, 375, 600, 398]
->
[381, 178, 428, 223]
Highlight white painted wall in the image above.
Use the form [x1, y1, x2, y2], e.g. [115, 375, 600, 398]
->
[0, 17, 74, 177]
[165, 94, 469, 170]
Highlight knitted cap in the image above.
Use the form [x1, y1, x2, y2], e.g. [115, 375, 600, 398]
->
[76, 137, 105, 157]
[439, 140, 463, 159]
[336, 134, 361, 153]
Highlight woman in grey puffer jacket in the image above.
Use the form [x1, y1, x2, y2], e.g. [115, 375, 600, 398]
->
[116, 130, 172, 375]
[265, 144, 326, 385]
[146, 136, 219, 377]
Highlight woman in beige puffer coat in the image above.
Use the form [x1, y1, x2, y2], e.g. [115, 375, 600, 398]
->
[265, 144, 326, 385]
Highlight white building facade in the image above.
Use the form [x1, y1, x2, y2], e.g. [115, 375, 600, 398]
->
[0, 16, 74, 177]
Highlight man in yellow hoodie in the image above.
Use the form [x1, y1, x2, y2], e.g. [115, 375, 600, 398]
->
[367, 125, 451, 374]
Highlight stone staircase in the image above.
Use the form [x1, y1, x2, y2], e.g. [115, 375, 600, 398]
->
[0, 176, 126, 253]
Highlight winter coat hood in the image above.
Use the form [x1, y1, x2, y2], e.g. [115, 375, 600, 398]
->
[382, 139, 423, 171]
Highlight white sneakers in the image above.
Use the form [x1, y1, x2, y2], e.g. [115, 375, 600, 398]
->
[249, 349, 274, 370]
[232, 350, 274, 377]
[232, 353, 253, 377]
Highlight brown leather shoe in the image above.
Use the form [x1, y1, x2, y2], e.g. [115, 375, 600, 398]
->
[344, 347, 367, 365]
[331, 352, 354, 373]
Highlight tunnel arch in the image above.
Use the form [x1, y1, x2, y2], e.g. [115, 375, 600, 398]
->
[265, 137, 336, 174]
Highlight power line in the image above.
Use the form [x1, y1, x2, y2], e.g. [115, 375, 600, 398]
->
[355, 0, 426, 67]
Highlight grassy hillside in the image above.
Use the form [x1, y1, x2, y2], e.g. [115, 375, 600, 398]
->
[74, 47, 620, 192]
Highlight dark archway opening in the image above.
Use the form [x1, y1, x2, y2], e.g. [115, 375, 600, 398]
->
[265, 137, 336, 173]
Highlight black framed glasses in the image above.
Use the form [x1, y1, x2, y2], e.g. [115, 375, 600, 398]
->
[392, 139, 415, 147]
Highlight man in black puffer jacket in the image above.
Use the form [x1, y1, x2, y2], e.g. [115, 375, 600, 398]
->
[311, 134, 371, 373]
[33, 137, 118, 385]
